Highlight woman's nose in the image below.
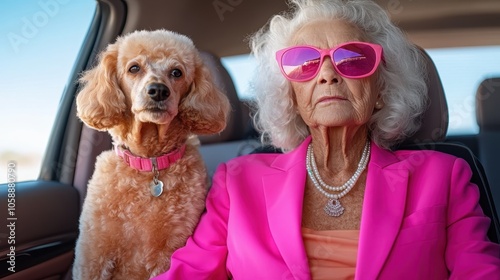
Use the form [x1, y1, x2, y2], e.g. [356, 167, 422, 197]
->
[317, 57, 341, 84]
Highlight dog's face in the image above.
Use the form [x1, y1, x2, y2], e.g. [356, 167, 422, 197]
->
[76, 29, 230, 140]
[116, 32, 195, 125]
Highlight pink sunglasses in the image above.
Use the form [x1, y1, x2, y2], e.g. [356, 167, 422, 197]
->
[275, 41, 383, 82]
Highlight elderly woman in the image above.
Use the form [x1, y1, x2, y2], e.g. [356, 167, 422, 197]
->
[154, 0, 500, 279]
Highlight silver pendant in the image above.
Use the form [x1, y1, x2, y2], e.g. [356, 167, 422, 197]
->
[324, 199, 344, 217]
[150, 180, 164, 197]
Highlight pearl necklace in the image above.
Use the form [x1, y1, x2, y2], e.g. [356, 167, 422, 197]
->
[306, 141, 370, 217]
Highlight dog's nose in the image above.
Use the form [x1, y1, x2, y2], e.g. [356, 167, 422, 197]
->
[147, 83, 170, 102]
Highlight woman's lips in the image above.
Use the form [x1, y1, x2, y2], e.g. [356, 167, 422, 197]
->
[317, 95, 346, 103]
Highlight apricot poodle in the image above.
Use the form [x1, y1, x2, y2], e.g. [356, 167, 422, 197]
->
[72, 29, 230, 279]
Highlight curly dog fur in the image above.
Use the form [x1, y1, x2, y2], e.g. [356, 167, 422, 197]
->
[72, 29, 230, 279]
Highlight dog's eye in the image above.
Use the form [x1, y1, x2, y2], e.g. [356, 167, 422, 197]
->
[171, 69, 182, 78]
[129, 65, 140, 74]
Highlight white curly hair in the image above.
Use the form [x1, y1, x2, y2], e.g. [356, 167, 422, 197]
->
[249, 0, 428, 151]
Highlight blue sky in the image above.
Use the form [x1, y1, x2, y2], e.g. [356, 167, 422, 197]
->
[0, 0, 96, 154]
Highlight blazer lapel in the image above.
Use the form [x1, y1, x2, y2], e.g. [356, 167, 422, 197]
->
[355, 142, 409, 279]
[262, 138, 311, 280]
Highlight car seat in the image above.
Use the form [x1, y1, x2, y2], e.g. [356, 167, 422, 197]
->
[197, 51, 261, 178]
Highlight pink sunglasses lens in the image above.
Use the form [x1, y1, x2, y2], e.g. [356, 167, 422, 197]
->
[333, 43, 377, 77]
[280, 47, 321, 80]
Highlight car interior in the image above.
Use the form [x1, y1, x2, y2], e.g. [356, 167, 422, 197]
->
[1, 0, 500, 279]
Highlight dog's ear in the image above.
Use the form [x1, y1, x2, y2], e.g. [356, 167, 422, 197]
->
[76, 42, 127, 131]
[179, 59, 230, 134]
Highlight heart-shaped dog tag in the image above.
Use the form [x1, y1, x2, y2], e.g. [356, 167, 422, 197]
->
[150, 180, 164, 197]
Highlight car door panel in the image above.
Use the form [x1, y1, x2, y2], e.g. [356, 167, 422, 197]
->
[0, 181, 79, 278]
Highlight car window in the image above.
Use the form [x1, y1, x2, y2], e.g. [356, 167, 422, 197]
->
[426, 46, 500, 135]
[222, 45, 500, 136]
[0, 0, 96, 183]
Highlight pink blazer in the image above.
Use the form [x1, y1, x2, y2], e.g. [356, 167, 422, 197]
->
[153, 137, 500, 279]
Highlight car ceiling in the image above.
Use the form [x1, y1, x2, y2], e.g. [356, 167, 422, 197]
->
[122, 0, 500, 57]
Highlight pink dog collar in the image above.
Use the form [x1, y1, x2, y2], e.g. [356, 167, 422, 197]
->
[114, 144, 186, 172]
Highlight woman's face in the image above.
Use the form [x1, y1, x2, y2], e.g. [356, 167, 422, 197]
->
[289, 19, 381, 130]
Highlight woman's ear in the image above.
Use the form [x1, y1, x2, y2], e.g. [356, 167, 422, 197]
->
[76, 42, 127, 131]
[179, 59, 230, 135]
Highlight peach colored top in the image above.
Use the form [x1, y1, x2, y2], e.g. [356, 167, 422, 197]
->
[302, 228, 360, 280]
